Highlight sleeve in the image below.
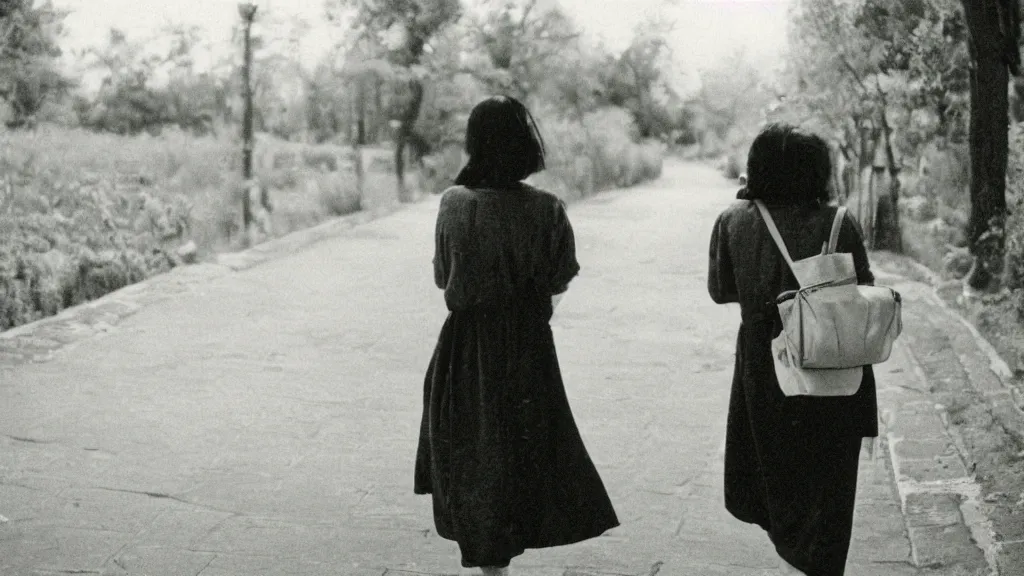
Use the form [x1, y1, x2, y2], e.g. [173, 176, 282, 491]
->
[708, 212, 739, 304]
[549, 199, 580, 295]
[840, 212, 875, 286]
[432, 195, 449, 290]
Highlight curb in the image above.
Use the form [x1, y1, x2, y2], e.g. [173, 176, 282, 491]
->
[874, 264, 1022, 576]
[878, 338, 994, 575]
[0, 204, 405, 368]
[215, 204, 402, 272]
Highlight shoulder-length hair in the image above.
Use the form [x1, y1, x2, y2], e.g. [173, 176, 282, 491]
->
[743, 122, 832, 207]
[454, 95, 546, 188]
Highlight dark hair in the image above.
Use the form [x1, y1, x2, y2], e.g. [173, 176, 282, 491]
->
[742, 122, 832, 206]
[454, 95, 546, 188]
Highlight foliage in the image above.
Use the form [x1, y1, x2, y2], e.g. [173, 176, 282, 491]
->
[693, 50, 769, 146]
[779, 0, 971, 162]
[74, 25, 237, 136]
[783, 0, 1024, 292]
[0, 131, 188, 329]
[1002, 123, 1024, 310]
[461, 0, 580, 101]
[687, 48, 774, 180]
[0, 0, 73, 128]
[597, 19, 686, 140]
[768, 0, 977, 254]
[326, 0, 462, 197]
[525, 106, 664, 200]
[0, 126, 409, 332]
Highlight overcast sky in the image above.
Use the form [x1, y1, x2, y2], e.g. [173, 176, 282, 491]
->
[53, 0, 791, 91]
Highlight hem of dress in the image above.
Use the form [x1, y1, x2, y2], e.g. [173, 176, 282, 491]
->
[436, 521, 621, 568]
[724, 502, 770, 533]
[727, 508, 846, 576]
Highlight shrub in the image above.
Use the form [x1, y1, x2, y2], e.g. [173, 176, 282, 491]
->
[897, 138, 976, 285]
[527, 105, 663, 199]
[721, 153, 743, 180]
[900, 195, 937, 222]
[943, 246, 973, 278]
[421, 142, 465, 196]
[312, 172, 362, 216]
[301, 148, 339, 172]
[0, 155, 191, 330]
[0, 125, 419, 332]
[919, 142, 970, 213]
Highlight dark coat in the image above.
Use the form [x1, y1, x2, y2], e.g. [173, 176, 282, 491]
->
[415, 184, 619, 568]
[708, 198, 879, 576]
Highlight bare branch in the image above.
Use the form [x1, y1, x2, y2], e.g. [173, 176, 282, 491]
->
[518, 0, 537, 32]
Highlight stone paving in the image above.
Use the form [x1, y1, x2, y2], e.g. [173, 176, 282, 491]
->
[0, 161, 999, 575]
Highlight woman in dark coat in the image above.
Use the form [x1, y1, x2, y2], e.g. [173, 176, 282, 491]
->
[415, 96, 619, 575]
[707, 123, 878, 576]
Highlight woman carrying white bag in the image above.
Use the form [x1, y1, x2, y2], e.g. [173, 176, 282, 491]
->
[707, 123, 881, 576]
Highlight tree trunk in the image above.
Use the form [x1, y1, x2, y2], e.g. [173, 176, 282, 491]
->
[395, 79, 424, 202]
[866, 164, 877, 247]
[374, 79, 383, 144]
[356, 75, 367, 146]
[355, 76, 366, 200]
[961, 0, 1012, 291]
[874, 107, 903, 253]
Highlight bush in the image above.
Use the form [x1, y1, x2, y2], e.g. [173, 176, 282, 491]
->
[0, 125, 417, 332]
[527, 105, 664, 199]
[918, 142, 970, 213]
[301, 148, 340, 172]
[0, 152, 190, 330]
[897, 138, 975, 284]
[422, 143, 466, 196]
[900, 195, 937, 222]
[721, 153, 743, 180]
[311, 172, 362, 216]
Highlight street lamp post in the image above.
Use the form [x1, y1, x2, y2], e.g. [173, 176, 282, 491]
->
[238, 2, 258, 233]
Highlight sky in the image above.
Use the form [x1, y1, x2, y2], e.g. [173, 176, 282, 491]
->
[52, 0, 792, 93]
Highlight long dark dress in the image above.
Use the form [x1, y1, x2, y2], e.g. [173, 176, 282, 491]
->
[415, 183, 619, 568]
[708, 199, 879, 576]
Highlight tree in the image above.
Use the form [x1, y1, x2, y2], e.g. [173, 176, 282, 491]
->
[0, 0, 73, 128]
[959, 0, 1021, 292]
[82, 28, 169, 135]
[781, 0, 912, 251]
[159, 24, 226, 135]
[693, 48, 771, 154]
[328, 0, 461, 199]
[599, 18, 680, 139]
[465, 0, 580, 102]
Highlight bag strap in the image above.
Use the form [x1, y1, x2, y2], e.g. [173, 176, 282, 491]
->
[753, 200, 796, 271]
[827, 206, 848, 254]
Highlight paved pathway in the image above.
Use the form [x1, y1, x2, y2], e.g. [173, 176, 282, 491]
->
[2, 162, 919, 575]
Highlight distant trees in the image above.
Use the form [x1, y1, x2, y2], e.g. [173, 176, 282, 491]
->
[0, 0, 73, 128]
[2, 0, 693, 198]
[328, 0, 461, 198]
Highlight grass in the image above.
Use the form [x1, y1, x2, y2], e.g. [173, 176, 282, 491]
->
[0, 124, 406, 331]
